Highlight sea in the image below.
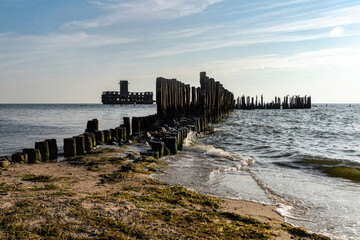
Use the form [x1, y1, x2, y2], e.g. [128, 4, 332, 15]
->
[0, 103, 359, 239]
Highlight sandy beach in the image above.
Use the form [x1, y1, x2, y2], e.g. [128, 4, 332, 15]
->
[0, 145, 330, 239]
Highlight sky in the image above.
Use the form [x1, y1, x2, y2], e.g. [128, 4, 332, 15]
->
[0, 0, 360, 103]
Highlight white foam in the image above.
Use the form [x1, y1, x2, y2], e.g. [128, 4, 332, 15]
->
[276, 204, 294, 219]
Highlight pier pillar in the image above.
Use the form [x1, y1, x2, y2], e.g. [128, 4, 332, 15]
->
[110, 128, 119, 142]
[83, 133, 94, 151]
[64, 138, 77, 158]
[23, 148, 42, 164]
[11, 153, 27, 163]
[95, 131, 105, 144]
[123, 117, 131, 137]
[163, 136, 178, 154]
[45, 139, 58, 160]
[149, 140, 165, 157]
[103, 130, 112, 143]
[35, 141, 50, 161]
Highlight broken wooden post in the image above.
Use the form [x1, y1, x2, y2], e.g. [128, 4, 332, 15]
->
[83, 133, 94, 151]
[11, 153, 27, 163]
[35, 141, 50, 161]
[103, 130, 112, 144]
[64, 138, 76, 158]
[163, 136, 178, 154]
[95, 130, 105, 144]
[123, 117, 131, 137]
[86, 119, 99, 133]
[132, 117, 141, 135]
[23, 148, 42, 164]
[110, 128, 119, 142]
[45, 139, 58, 160]
[149, 140, 165, 157]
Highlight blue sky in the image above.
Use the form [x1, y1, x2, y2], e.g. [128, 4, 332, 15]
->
[0, 0, 359, 103]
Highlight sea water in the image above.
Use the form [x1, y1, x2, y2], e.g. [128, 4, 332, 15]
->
[156, 104, 360, 239]
[0, 104, 156, 156]
[1, 104, 359, 239]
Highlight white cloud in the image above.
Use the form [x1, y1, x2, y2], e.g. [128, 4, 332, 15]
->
[330, 27, 344, 38]
[63, 0, 224, 29]
[246, 5, 360, 35]
[204, 48, 360, 71]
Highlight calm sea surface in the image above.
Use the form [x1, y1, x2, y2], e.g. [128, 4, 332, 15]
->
[0, 104, 157, 156]
[1, 104, 359, 239]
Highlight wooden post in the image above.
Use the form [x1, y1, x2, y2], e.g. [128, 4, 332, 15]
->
[23, 148, 42, 164]
[163, 136, 178, 154]
[83, 133, 94, 151]
[64, 138, 76, 158]
[75, 135, 86, 155]
[123, 117, 131, 137]
[103, 130, 112, 143]
[110, 128, 119, 142]
[35, 141, 50, 161]
[95, 131, 105, 144]
[11, 153, 27, 163]
[45, 139, 58, 160]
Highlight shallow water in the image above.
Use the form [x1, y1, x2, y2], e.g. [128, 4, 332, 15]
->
[156, 104, 360, 239]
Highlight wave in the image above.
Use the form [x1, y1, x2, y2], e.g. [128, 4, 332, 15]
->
[211, 158, 255, 174]
[277, 155, 360, 183]
[183, 131, 243, 161]
[324, 167, 360, 182]
[183, 131, 254, 173]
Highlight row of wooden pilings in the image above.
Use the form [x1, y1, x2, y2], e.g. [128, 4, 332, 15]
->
[0, 118, 130, 165]
[156, 71, 235, 123]
[0, 114, 208, 168]
[0, 72, 233, 167]
[0, 139, 59, 167]
[236, 95, 311, 110]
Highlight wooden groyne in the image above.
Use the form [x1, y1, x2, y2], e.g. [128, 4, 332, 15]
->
[236, 95, 311, 110]
[0, 72, 234, 168]
[156, 71, 234, 122]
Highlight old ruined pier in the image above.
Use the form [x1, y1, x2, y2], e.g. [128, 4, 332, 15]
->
[157, 71, 234, 122]
[236, 95, 311, 110]
[0, 72, 234, 167]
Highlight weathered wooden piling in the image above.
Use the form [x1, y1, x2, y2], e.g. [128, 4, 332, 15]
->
[86, 119, 99, 133]
[123, 117, 131, 137]
[132, 117, 141, 135]
[89, 133, 96, 147]
[237, 95, 311, 110]
[64, 138, 77, 158]
[11, 153, 27, 163]
[149, 140, 165, 157]
[156, 72, 234, 122]
[0, 157, 10, 168]
[23, 148, 42, 164]
[110, 128, 119, 142]
[163, 137, 178, 154]
[83, 133, 94, 151]
[103, 130, 112, 143]
[75, 135, 86, 155]
[35, 141, 50, 161]
[95, 131, 105, 144]
[45, 139, 58, 160]
[117, 127, 124, 141]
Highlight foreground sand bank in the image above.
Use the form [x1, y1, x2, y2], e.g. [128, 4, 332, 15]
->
[0, 147, 329, 239]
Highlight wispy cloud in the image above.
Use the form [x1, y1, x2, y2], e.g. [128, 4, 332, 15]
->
[204, 48, 360, 71]
[0, 32, 137, 51]
[63, 0, 224, 29]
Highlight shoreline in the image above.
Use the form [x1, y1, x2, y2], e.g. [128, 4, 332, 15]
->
[0, 145, 330, 239]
